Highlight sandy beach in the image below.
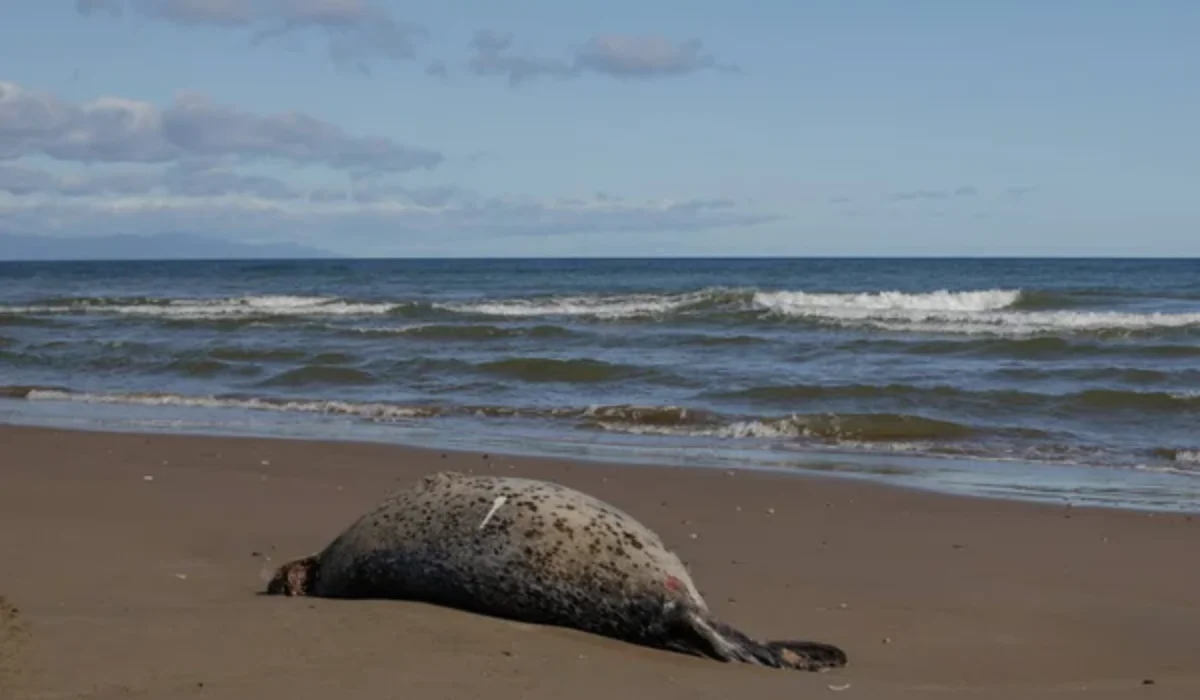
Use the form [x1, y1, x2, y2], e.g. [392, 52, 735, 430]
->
[1, 423, 1197, 699]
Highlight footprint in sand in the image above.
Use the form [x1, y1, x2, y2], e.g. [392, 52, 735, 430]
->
[0, 595, 31, 693]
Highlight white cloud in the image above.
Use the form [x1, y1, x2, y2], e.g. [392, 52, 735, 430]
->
[77, 4, 738, 84]
[0, 81, 442, 174]
[77, 0, 428, 72]
[575, 35, 736, 78]
[0, 162, 308, 200]
[465, 31, 737, 86]
[0, 190, 777, 252]
[0, 81, 773, 252]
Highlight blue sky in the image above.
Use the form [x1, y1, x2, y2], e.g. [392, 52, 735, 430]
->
[1, 1, 1197, 257]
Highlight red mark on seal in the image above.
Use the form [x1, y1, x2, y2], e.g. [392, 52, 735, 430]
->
[664, 575, 683, 592]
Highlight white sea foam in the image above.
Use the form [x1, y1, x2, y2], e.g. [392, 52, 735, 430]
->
[435, 290, 718, 319]
[25, 389, 436, 420]
[7, 287, 1200, 334]
[755, 289, 1023, 315]
[1134, 464, 1199, 477]
[8, 295, 399, 319]
[584, 416, 855, 441]
[753, 289, 1200, 336]
[1175, 450, 1200, 465]
[345, 323, 435, 335]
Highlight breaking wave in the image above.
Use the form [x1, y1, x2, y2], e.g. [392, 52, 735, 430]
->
[4, 288, 1198, 336]
[1176, 450, 1200, 465]
[711, 383, 1200, 413]
[583, 411, 979, 442]
[3, 295, 404, 319]
[10, 387, 440, 419]
[4, 386, 978, 443]
[432, 289, 732, 319]
[752, 289, 1200, 336]
[1151, 448, 1200, 467]
[344, 323, 578, 340]
[755, 288, 1023, 315]
[5, 385, 1195, 472]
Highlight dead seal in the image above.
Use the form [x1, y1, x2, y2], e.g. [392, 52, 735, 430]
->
[266, 471, 847, 671]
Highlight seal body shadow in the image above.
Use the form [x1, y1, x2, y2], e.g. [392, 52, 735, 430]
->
[267, 472, 847, 672]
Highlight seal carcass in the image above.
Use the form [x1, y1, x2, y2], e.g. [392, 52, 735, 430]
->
[266, 471, 847, 671]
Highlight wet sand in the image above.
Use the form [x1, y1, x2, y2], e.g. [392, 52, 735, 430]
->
[0, 424, 1196, 699]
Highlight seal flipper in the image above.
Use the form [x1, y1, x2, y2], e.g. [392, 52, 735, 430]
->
[669, 607, 847, 671]
[764, 639, 848, 671]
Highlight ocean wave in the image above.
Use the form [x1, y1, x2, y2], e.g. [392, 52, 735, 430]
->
[4, 294, 403, 319]
[160, 358, 260, 378]
[432, 287, 1029, 322]
[710, 382, 1200, 414]
[6, 385, 1193, 471]
[8, 385, 972, 444]
[477, 357, 651, 384]
[0, 384, 69, 399]
[205, 346, 309, 362]
[711, 382, 962, 403]
[258, 365, 376, 387]
[668, 332, 771, 347]
[4, 384, 972, 442]
[860, 312, 1200, 337]
[1072, 389, 1200, 412]
[0, 346, 151, 371]
[0, 313, 61, 327]
[432, 289, 736, 319]
[1151, 448, 1200, 467]
[1133, 464, 1200, 477]
[863, 337, 1200, 360]
[10, 288, 1195, 337]
[584, 411, 979, 443]
[429, 287, 1200, 336]
[344, 323, 577, 341]
[13, 387, 439, 420]
[726, 413, 978, 442]
[990, 367, 1200, 386]
[1007, 291, 1081, 310]
[0, 343, 362, 379]
[752, 289, 1200, 335]
[755, 288, 1023, 315]
[579, 404, 720, 427]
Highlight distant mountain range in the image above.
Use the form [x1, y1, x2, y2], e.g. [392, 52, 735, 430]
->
[0, 233, 338, 261]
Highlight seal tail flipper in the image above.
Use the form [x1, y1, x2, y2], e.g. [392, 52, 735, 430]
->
[672, 608, 847, 671]
[763, 639, 848, 671]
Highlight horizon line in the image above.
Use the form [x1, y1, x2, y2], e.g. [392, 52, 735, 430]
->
[1, 255, 1196, 263]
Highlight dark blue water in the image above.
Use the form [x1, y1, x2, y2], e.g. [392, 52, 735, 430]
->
[1, 258, 1198, 511]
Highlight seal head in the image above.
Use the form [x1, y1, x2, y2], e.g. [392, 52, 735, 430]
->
[266, 555, 319, 596]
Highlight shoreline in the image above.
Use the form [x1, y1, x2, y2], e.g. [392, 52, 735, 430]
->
[2, 422, 1199, 699]
[2, 417, 1193, 517]
[5, 398, 1200, 515]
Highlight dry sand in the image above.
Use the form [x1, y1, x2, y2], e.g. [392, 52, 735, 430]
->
[0, 423, 1196, 699]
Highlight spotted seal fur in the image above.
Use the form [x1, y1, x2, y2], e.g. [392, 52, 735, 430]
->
[266, 471, 847, 671]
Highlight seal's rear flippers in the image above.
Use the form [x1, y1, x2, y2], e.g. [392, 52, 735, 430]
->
[670, 607, 847, 672]
[763, 639, 848, 671]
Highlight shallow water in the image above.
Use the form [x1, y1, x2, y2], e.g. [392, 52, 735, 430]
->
[1, 257, 1197, 511]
